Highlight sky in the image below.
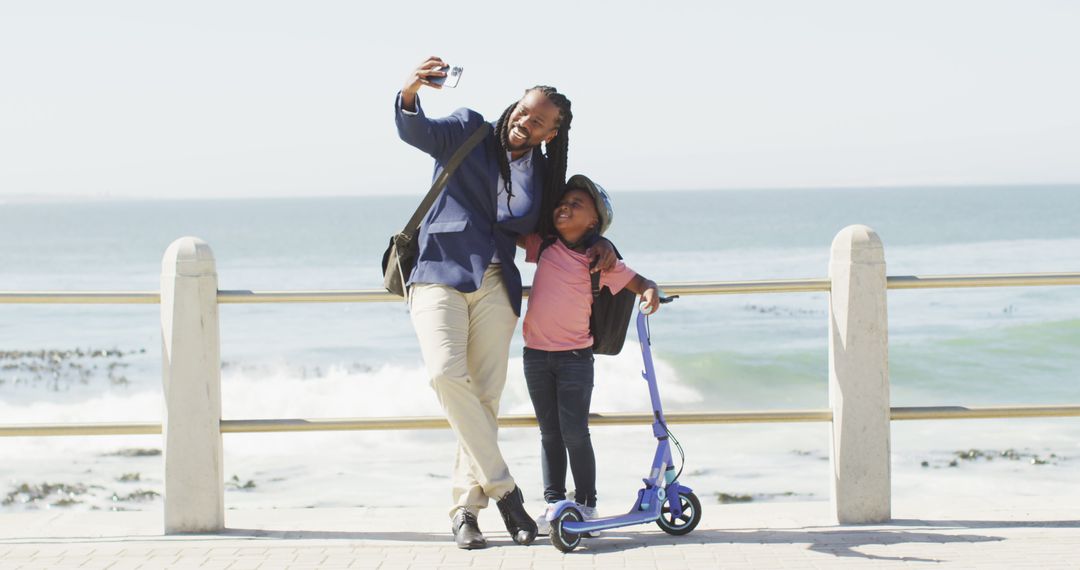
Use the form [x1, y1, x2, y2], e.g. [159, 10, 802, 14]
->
[1, 0, 1078, 200]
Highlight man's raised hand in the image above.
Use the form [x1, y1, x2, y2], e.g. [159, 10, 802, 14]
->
[401, 56, 447, 111]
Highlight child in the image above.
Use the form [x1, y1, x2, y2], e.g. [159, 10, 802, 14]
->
[519, 174, 660, 533]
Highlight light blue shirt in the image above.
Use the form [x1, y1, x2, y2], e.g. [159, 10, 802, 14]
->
[493, 150, 536, 262]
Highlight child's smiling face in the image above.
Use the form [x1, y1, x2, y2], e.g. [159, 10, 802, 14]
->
[553, 188, 599, 242]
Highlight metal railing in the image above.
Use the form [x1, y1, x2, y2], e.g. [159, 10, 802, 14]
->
[2, 272, 1079, 437]
[6, 404, 1080, 438]
[4, 272, 1077, 305]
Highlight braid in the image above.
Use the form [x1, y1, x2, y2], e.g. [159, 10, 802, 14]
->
[493, 102, 516, 214]
[492, 86, 573, 232]
[531, 86, 572, 236]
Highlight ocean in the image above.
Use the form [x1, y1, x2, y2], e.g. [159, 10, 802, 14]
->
[1, 185, 1078, 514]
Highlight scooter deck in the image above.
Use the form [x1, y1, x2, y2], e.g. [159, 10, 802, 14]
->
[560, 509, 660, 534]
[556, 496, 664, 534]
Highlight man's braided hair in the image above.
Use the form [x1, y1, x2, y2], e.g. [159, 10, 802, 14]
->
[493, 86, 572, 236]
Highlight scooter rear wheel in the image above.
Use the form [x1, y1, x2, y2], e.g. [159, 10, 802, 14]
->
[550, 507, 583, 552]
[656, 491, 702, 536]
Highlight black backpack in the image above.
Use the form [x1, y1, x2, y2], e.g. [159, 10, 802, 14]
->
[537, 236, 637, 355]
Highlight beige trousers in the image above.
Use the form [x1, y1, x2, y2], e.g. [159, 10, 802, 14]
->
[409, 266, 519, 518]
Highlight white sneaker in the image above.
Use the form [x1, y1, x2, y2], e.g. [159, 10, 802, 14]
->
[579, 505, 601, 538]
[535, 504, 557, 535]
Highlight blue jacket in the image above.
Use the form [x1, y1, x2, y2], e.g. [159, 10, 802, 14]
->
[395, 93, 544, 316]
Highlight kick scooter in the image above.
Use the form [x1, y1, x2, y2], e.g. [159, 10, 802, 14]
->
[546, 296, 702, 552]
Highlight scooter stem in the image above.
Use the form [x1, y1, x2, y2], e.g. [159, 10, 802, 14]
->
[636, 311, 667, 426]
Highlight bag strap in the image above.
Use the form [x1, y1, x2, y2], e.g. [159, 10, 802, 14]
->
[401, 123, 492, 233]
[590, 261, 601, 297]
[584, 234, 604, 298]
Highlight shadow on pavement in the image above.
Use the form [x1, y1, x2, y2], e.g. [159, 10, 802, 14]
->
[888, 518, 1080, 529]
[221, 528, 449, 542]
[554, 527, 1006, 563]
[221, 528, 533, 549]
[220, 523, 1014, 564]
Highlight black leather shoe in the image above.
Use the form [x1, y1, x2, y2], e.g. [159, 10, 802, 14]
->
[451, 508, 487, 550]
[496, 486, 538, 545]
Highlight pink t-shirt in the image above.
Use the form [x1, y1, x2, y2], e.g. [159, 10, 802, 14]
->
[522, 234, 637, 351]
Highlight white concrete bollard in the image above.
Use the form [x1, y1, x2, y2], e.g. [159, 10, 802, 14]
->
[827, 225, 891, 524]
[160, 237, 224, 533]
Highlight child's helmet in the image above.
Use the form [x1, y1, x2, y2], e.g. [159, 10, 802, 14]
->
[566, 174, 614, 235]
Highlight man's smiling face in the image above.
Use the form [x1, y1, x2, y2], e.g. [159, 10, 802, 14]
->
[506, 90, 561, 152]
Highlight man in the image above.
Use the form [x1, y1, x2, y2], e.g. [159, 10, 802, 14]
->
[395, 56, 614, 549]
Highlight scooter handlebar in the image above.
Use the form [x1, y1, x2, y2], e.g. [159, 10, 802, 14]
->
[639, 294, 678, 315]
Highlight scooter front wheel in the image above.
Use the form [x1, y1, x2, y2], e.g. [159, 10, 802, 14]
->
[550, 506, 583, 552]
[657, 491, 702, 536]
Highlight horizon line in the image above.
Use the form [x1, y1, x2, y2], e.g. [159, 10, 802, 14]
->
[2, 181, 1078, 204]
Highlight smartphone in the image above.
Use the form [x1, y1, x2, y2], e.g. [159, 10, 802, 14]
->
[429, 65, 463, 88]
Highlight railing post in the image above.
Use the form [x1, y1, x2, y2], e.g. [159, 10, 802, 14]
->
[827, 224, 891, 523]
[160, 237, 224, 533]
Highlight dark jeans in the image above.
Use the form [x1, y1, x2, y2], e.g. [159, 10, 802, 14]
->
[523, 347, 597, 508]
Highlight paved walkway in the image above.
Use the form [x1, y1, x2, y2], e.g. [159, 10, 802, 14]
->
[1, 497, 1078, 569]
